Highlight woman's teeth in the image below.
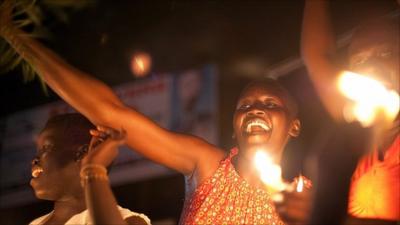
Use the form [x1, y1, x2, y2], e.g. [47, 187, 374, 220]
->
[245, 120, 271, 133]
[32, 167, 43, 178]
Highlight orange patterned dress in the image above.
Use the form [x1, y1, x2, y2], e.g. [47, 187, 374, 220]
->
[179, 148, 284, 225]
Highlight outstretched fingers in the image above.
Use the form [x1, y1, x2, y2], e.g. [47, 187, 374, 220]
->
[88, 126, 126, 151]
[96, 125, 126, 141]
[84, 126, 126, 166]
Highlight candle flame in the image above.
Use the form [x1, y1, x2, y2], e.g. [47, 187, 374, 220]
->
[254, 150, 286, 192]
[296, 176, 304, 192]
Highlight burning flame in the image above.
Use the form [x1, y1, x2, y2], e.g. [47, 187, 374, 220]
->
[338, 71, 400, 127]
[254, 150, 286, 192]
[296, 175, 304, 192]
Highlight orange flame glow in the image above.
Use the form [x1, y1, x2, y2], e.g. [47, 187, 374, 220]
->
[296, 175, 304, 192]
[337, 71, 399, 127]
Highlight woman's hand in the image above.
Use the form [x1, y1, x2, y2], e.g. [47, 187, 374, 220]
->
[82, 125, 126, 168]
[276, 188, 312, 224]
[275, 176, 313, 225]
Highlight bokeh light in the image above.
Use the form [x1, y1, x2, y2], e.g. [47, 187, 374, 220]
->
[130, 52, 152, 77]
[337, 71, 400, 127]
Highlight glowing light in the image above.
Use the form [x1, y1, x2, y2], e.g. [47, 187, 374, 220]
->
[337, 71, 400, 127]
[296, 175, 304, 192]
[130, 52, 151, 77]
[338, 71, 387, 103]
[254, 150, 286, 192]
[352, 102, 376, 127]
[382, 90, 400, 120]
[135, 58, 144, 70]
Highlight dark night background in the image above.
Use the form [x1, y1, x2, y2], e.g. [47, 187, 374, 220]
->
[0, 0, 398, 224]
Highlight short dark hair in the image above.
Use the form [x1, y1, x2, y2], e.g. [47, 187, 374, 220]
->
[44, 113, 94, 159]
[239, 78, 299, 118]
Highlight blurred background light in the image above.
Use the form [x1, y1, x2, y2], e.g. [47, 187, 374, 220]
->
[130, 52, 152, 77]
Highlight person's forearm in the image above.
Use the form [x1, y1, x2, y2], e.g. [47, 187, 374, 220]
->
[2, 23, 216, 176]
[84, 178, 128, 225]
[301, 0, 336, 60]
[1, 26, 122, 125]
[301, 0, 345, 121]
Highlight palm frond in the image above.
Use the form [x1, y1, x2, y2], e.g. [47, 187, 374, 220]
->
[14, 18, 34, 28]
[0, 0, 95, 93]
[7, 55, 23, 71]
[37, 73, 49, 95]
[20, 60, 36, 82]
[0, 42, 19, 73]
[23, 4, 43, 26]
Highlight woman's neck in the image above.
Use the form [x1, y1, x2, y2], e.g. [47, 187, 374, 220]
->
[49, 195, 86, 223]
[233, 153, 264, 189]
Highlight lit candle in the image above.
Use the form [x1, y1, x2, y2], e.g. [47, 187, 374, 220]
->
[293, 174, 312, 193]
[296, 175, 304, 193]
[254, 150, 287, 193]
[253, 150, 313, 198]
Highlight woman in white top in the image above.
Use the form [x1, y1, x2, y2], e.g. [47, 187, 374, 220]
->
[29, 113, 150, 225]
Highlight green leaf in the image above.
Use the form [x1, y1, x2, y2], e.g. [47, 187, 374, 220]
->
[0, 46, 17, 67]
[14, 18, 33, 28]
[21, 61, 35, 82]
[0, 0, 95, 94]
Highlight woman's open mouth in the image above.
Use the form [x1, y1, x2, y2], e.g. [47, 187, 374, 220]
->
[244, 118, 271, 135]
[31, 166, 44, 178]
